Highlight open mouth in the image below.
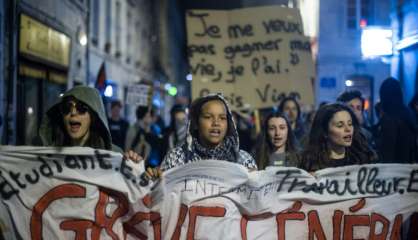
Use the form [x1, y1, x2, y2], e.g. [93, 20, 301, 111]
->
[343, 135, 352, 142]
[69, 120, 82, 132]
[209, 129, 221, 137]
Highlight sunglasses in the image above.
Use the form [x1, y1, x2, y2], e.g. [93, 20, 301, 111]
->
[60, 101, 89, 115]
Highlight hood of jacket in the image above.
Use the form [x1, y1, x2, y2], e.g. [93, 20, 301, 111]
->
[185, 93, 240, 158]
[39, 85, 112, 150]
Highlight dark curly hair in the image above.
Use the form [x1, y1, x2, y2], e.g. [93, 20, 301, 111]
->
[301, 103, 375, 171]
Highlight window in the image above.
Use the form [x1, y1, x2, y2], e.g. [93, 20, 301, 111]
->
[91, 0, 100, 45]
[105, 0, 112, 51]
[126, 11, 132, 57]
[115, 1, 121, 56]
[346, 0, 374, 30]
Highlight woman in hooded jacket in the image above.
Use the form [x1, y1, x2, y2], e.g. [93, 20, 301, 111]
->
[161, 94, 257, 171]
[38, 85, 141, 160]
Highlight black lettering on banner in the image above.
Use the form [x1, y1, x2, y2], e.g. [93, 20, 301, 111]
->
[64, 155, 81, 169]
[120, 159, 133, 180]
[37, 156, 53, 177]
[262, 19, 303, 35]
[25, 169, 40, 184]
[52, 160, 63, 173]
[77, 155, 96, 170]
[94, 150, 113, 170]
[228, 24, 254, 38]
[275, 169, 301, 192]
[9, 171, 26, 189]
[188, 11, 221, 38]
[407, 169, 418, 193]
[0, 171, 19, 200]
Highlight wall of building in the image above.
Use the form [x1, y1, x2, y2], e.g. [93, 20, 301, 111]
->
[391, 0, 418, 103]
[317, 0, 391, 113]
[88, 0, 160, 123]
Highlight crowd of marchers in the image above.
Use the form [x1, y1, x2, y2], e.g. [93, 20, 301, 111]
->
[33, 76, 418, 179]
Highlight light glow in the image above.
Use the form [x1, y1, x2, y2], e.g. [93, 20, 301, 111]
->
[345, 80, 354, 87]
[104, 85, 113, 97]
[361, 27, 393, 58]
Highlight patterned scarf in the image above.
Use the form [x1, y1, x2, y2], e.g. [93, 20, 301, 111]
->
[189, 135, 237, 163]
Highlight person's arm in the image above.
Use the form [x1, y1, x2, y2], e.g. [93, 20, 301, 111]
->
[124, 125, 136, 152]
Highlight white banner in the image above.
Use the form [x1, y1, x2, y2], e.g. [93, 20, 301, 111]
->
[0, 146, 417, 239]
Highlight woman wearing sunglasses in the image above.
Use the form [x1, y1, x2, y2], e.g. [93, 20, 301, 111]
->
[38, 86, 139, 161]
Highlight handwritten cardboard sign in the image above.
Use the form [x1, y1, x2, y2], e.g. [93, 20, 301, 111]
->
[186, 6, 315, 109]
[0, 147, 417, 239]
[126, 84, 152, 106]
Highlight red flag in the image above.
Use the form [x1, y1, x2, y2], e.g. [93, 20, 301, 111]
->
[96, 62, 106, 91]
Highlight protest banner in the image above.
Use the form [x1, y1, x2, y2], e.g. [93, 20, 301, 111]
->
[186, 6, 315, 110]
[0, 146, 417, 239]
[126, 84, 152, 106]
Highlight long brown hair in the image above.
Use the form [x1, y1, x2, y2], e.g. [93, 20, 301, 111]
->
[255, 111, 297, 170]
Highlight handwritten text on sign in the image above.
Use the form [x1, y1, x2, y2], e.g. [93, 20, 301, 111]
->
[126, 84, 152, 106]
[186, 6, 315, 109]
[0, 147, 417, 239]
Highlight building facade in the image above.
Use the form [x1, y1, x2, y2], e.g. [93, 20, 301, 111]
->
[1, 0, 161, 145]
[391, 0, 418, 103]
[317, 0, 391, 122]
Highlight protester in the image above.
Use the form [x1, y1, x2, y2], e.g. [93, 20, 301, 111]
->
[163, 104, 188, 155]
[378, 77, 417, 163]
[37, 86, 141, 160]
[408, 92, 418, 126]
[161, 94, 257, 171]
[108, 100, 129, 149]
[232, 110, 255, 153]
[300, 103, 376, 171]
[337, 90, 374, 147]
[125, 106, 164, 167]
[278, 97, 307, 144]
[254, 111, 300, 169]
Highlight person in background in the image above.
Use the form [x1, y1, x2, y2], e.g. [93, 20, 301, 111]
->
[370, 102, 383, 149]
[378, 77, 417, 163]
[125, 106, 164, 167]
[300, 103, 376, 172]
[254, 111, 300, 169]
[337, 90, 374, 148]
[232, 110, 255, 153]
[163, 104, 188, 155]
[161, 94, 257, 171]
[108, 100, 129, 149]
[278, 97, 307, 144]
[408, 93, 418, 126]
[38, 85, 141, 161]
